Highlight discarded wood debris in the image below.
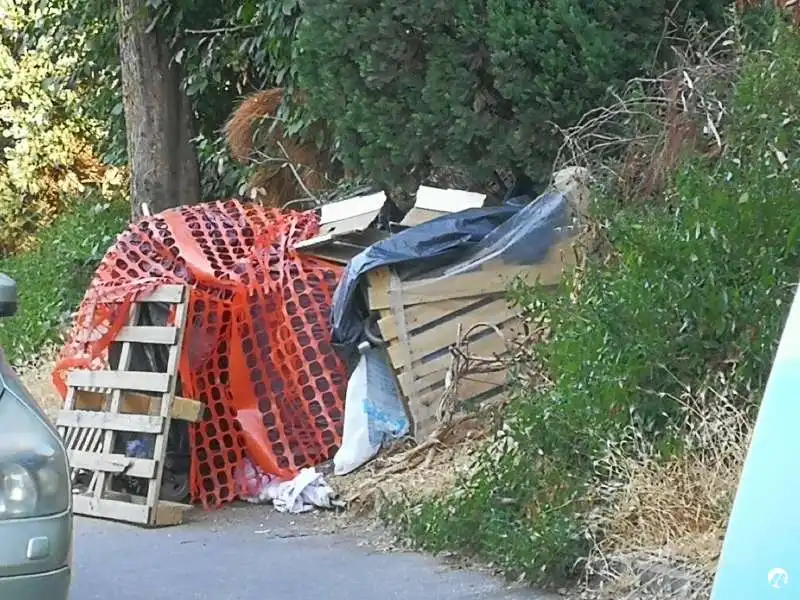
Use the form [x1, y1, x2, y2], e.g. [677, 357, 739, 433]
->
[363, 169, 589, 441]
[56, 284, 202, 527]
[367, 252, 573, 441]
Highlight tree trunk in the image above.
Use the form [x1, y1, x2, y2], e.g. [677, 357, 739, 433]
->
[117, 0, 201, 219]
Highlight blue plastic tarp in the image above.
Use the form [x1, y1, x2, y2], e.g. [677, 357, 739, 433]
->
[330, 190, 572, 354]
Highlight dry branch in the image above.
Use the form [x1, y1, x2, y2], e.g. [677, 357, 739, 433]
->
[551, 24, 739, 202]
[224, 88, 333, 208]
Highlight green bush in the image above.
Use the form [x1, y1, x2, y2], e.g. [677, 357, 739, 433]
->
[0, 196, 129, 363]
[389, 22, 800, 586]
[0, 4, 125, 255]
[32, 0, 315, 200]
[297, 0, 727, 191]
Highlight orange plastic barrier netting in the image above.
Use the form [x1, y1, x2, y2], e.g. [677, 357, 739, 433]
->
[52, 199, 347, 508]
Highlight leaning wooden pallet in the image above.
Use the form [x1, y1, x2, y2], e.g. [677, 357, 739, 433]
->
[367, 237, 577, 441]
[56, 284, 201, 527]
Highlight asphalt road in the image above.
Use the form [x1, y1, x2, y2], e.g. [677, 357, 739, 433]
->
[69, 505, 549, 600]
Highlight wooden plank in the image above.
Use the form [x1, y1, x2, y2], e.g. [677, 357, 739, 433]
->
[368, 262, 529, 309]
[74, 390, 204, 422]
[415, 376, 505, 412]
[85, 492, 189, 527]
[297, 228, 388, 251]
[367, 238, 576, 310]
[399, 208, 448, 227]
[318, 191, 386, 225]
[394, 317, 524, 393]
[57, 410, 165, 434]
[72, 494, 150, 524]
[101, 285, 185, 304]
[295, 244, 362, 265]
[377, 295, 507, 342]
[315, 211, 379, 237]
[169, 396, 205, 422]
[413, 186, 486, 212]
[145, 288, 190, 523]
[70, 483, 189, 529]
[368, 260, 561, 309]
[412, 386, 505, 441]
[154, 501, 191, 527]
[386, 298, 518, 368]
[136, 285, 185, 304]
[115, 325, 178, 345]
[68, 450, 158, 479]
[409, 368, 508, 397]
[68, 370, 171, 394]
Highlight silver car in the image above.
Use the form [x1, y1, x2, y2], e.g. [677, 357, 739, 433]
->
[0, 273, 72, 599]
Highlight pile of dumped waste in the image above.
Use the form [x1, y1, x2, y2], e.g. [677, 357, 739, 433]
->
[52, 168, 588, 514]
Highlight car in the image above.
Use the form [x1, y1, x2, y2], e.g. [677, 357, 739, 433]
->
[0, 272, 72, 600]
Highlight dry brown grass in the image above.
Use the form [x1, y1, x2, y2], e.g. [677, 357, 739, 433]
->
[225, 89, 285, 162]
[581, 374, 753, 598]
[224, 88, 334, 208]
[16, 343, 63, 421]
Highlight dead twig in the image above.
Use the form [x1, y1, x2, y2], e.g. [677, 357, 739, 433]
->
[278, 141, 319, 201]
[438, 321, 510, 427]
[551, 23, 739, 202]
[184, 24, 257, 35]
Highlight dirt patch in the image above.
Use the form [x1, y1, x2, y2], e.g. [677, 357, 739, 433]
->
[330, 415, 489, 518]
[17, 343, 62, 421]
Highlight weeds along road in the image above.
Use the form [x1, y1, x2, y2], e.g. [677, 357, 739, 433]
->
[69, 505, 550, 600]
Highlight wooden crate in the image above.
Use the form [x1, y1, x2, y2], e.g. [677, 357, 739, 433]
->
[56, 284, 202, 527]
[365, 167, 589, 439]
[367, 238, 576, 440]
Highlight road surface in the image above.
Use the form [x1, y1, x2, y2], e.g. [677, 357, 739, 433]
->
[69, 504, 548, 600]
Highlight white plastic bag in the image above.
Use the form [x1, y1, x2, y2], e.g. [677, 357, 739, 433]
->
[236, 459, 343, 513]
[334, 348, 408, 475]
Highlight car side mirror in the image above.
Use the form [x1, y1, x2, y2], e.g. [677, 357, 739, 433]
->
[0, 273, 18, 318]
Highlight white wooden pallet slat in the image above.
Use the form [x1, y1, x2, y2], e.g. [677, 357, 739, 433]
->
[115, 325, 178, 345]
[67, 370, 171, 394]
[68, 450, 158, 479]
[57, 410, 165, 434]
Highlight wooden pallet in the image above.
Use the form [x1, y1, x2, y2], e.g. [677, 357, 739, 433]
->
[367, 243, 577, 440]
[365, 167, 589, 439]
[56, 284, 200, 527]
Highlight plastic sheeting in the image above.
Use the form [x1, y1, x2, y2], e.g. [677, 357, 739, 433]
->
[330, 191, 572, 354]
[334, 347, 409, 475]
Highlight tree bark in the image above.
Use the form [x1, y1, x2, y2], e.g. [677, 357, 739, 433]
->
[117, 0, 201, 219]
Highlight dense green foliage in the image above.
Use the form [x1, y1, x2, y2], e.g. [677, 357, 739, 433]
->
[28, 0, 731, 199]
[0, 197, 129, 363]
[390, 21, 800, 585]
[28, 0, 309, 200]
[0, 2, 124, 255]
[297, 0, 727, 190]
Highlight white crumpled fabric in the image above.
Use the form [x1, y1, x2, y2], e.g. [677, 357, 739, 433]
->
[237, 458, 342, 514]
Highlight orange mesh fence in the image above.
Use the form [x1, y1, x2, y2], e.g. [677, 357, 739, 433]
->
[52, 199, 347, 508]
